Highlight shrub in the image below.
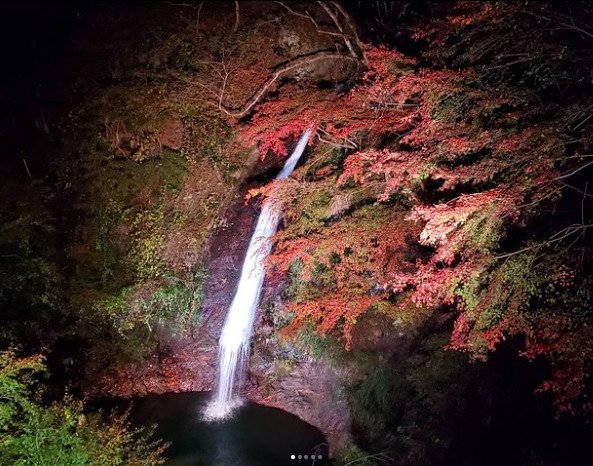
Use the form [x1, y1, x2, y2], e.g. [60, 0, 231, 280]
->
[0, 350, 166, 465]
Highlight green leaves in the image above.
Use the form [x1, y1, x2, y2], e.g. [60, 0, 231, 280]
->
[0, 350, 166, 466]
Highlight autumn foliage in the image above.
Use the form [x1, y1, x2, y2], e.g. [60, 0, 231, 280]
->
[243, 2, 593, 413]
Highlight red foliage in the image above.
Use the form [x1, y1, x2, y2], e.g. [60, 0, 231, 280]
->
[285, 294, 385, 350]
[243, 34, 588, 410]
[409, 188, 519, 260]
[411, 2, 521, 46]
[268, 208, 420, 347]
[241, 46, 418, 158]
[521, 310, 593, 414]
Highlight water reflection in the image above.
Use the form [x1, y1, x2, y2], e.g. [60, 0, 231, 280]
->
[110, 391, 331, 466]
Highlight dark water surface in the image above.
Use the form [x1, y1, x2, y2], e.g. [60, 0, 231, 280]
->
[109, 392, 330, 466]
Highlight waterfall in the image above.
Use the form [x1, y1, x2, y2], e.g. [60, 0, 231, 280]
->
[204, 129, 312, 420]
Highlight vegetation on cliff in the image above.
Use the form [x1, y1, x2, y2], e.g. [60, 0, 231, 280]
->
[0, 350, 166, 465]
[241, 2, 593, 463]
[2, 1, 593, 464]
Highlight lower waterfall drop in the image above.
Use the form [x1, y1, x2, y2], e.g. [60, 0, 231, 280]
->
[204, 129, 312, 420]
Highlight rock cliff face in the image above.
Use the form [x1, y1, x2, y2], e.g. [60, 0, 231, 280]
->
[246, 285, 447, 456]
[75, 3, 366, 451]
[86, 149, 261, 398]
[249, 319, 354, 455]
[87, 147, 357, 453]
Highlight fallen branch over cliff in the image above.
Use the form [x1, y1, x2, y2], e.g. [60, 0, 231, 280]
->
[218, 51, 361, 119]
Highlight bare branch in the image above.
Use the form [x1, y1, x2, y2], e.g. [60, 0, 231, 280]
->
[496, 223, 593, 260]
[523, 10, 593, 40]
[342, 451, 394, 466]
[582, 181, 588, 225]
[22, 158, 32, 179]
[196, 2, 204, 37]
[274, 2, 347, 39]
[317, 1, 359, 61]
[327, 1, 369, 65]
[316, 126, 358, 149]
[218, 62, 230, 111]
[234, 1, 240, 32]
[561, 181, 593, 200]
[274, 1, 367, 65]
[554, 158, 593, 181]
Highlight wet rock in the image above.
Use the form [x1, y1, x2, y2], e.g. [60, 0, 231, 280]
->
[248, 295, 353, 457]
[87, 336, 217, 398]
[326, 193, 353, 219]
[157, 119, 183, 151]
[249, 351, 353, 457]
[279, 29, 302, 55]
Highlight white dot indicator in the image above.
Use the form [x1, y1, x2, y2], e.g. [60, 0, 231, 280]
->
[291, 453, 324, 460]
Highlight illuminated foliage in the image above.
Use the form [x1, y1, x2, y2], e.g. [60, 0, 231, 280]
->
[263, 203, 420, 348]
[245, 4, 593, 412]
[0, 350, 166, 465]
[241, 46, 418, 157]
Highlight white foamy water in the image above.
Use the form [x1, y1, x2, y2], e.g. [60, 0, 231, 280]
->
[204, 129, 312, 420]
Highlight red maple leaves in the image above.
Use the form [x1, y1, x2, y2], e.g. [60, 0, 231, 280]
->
[242, 29, 589, 411]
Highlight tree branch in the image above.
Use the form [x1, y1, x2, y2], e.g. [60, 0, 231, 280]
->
[274, 1, 367, 65]
[496, 223, 593, 260]
[316, 126, 358, 149]
[195, 1, 204, 37]
[219, 51, 359, 119]
[233, 1, 240, 32]
[274, 2, 350, 39]
[325, 1, 368, 65]
[554, 158, 593, 181]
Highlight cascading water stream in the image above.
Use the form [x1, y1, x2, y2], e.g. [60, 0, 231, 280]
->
[204, 129, 312, 420]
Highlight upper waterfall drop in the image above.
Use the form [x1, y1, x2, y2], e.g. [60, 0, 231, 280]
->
[204, 128, 312, 420]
